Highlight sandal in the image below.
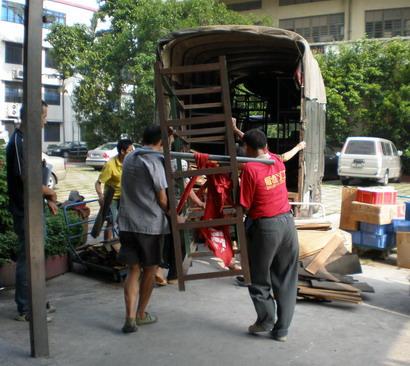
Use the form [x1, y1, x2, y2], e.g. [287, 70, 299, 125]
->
[136, 312, 158, 326]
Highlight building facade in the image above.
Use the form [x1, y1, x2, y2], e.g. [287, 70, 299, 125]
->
[223, 0, 410, 43]
[0, 0, 97, 149]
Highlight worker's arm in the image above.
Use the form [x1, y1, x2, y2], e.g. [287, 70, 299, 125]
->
[95, 180, 104, 206]
[281, 141, 306, 162]
[156, 189, 168, 212]
[231, 117, 244, 139]
[42, 185, 58, 215]
[189, 190, 205, 208]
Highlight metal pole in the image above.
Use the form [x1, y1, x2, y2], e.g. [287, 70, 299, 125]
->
[170, 152, 275, 165]
[23, 0, 49, 357]
[133, 149, 274, 165]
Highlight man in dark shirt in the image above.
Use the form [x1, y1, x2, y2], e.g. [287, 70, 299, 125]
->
[239, 128, 300, 342]
[6, 101, 58, 321]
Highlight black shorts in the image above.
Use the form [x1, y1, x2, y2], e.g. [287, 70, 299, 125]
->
[118, 231, 163, 267]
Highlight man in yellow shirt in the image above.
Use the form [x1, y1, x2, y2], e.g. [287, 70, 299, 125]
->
[95, 139, 134, 240]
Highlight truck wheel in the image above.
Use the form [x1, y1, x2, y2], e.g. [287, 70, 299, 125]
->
[341, 178, 350, 186]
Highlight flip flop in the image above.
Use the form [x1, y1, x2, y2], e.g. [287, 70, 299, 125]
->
[136, 312, 158, 326]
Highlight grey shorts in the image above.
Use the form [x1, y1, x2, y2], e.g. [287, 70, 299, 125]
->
[118, 231, 163, 267]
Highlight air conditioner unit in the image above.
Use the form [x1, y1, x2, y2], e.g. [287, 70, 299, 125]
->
[7, 104, 20, 118]
[13, 69, 24, 80]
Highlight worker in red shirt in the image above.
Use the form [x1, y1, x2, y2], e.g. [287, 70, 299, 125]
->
[237, 127, 303, 342]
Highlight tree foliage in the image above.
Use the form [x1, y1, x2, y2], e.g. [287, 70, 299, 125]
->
[316, 39, 410, 152]
[47, 0, 268, 147]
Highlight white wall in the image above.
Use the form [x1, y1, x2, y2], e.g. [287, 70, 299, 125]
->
[0, 0, 96, 149]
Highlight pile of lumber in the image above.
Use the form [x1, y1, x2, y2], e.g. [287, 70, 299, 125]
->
[297, 230, 374, 304]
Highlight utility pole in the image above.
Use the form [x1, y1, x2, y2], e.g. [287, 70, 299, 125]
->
[23, 0, 49, 357]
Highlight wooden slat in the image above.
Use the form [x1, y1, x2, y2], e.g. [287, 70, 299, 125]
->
[166, 114, 226, 127]
[183, 102, 223, 110]
[177, 127, 226, 137]
[173, 166, 232, 179]
[177, 217, 239, 230]
[175, 86, 222, 96]
[161, 62, 220, 75]
[186, 135, 225, 143]
[184, 269, 243, 281]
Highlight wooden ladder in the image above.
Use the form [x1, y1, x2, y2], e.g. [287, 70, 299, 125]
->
[155, 56, 251, 291]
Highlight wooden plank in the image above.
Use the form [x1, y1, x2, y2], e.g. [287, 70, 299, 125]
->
[310, 280, 360, 293]
[175, 86, 222, 96]
[184, 269, 243, 281]
[155, 61, 186, 291]
[24, 0, 50, 357]
[178, 217, 239, 230]
[183, 102, 223, 110]
[166, 114, 226, 126]
[176, 127, 226, 137]
[173, 166, 232, 179]
[298, 286, 362, 303]
[186, 135, 225, 143]
[161, 62, 220, 75]
[305, 234, 343, 275]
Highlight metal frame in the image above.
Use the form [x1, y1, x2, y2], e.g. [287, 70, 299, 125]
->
[23, 0, 49, 357]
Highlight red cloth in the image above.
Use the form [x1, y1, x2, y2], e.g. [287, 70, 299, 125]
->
[196, 153, 234, 266]
[177, 153, 234, 266]
[240, 153, 290, 220]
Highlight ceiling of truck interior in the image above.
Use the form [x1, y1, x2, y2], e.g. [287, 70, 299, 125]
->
[158, 26, 326, 104]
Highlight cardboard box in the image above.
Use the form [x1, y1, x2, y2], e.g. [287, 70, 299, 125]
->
[340, 187, 359, 231]
[351, 201, 405, 225]
[356, 187, 397, 205]
[396, 232, 410, 269]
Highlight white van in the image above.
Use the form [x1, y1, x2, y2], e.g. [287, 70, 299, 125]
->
[338, 137, 402, 185]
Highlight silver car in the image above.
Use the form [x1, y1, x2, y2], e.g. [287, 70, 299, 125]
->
[42, 153, 67, 189]
[85, 142, 118, 170]
[338, 137, 402, 185]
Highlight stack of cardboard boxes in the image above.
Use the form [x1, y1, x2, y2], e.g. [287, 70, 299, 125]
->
[340, 187, 410, 268]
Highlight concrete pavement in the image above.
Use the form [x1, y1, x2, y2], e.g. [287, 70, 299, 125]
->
[0, 260, 409, 366]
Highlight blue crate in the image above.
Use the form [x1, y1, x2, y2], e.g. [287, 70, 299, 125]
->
[347, 231, 362, 244]
[406, 202, 410, 221]
[359, 222, 393, 235]
[360, 233, 395, 250]
[392, 219, 410, 233]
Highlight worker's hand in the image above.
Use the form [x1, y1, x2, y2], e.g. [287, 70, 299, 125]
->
[176, 215, 187, 224]
[98, 194, 104, 207]
[42, 185, 57, 202]
[198, 201, 206, 209]
[47, 200, 58, 216]
[298, 141, 306, 151]
[231, 117, 238, 131]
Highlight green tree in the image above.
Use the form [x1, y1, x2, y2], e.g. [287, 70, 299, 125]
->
[316, 39, 410, 153]
[47, 0, 268, 147]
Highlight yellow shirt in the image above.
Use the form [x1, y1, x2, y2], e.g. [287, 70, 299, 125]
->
[98, 156, 122, 200]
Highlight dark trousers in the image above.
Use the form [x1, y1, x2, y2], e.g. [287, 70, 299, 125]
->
[247, 213, 299, 337]
[13, 214, 29, 315]
[162, 232, 186, 280]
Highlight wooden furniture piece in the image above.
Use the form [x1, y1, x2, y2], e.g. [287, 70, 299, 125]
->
[155, 56, 251, 291]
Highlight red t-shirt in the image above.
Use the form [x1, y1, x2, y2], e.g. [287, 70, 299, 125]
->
[240, 153, 290, 219]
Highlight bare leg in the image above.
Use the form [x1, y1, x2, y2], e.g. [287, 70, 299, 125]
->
[124, 264, 141, 319]
[137, 265, 157, 318]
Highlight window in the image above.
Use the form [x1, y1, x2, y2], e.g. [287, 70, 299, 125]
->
[1, 1, 66, 27]
[45, 49, 57, 69]
[5, 81, 23, 103]
[345, 141, 376, 155]
[5, 42, 23, 65]
[227, 1, 262, 11]
[381, 142, 393, 156]
[279, 0, 327, 5]
[44, 122, 61, 142]
[365, 8, 410, 38]
[280, 13, 344, 42]
[43, 85, 60, 105]
[1, 1, 24, 24]
[390, 143, 398, 156]
[43, 9, 65, 29]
